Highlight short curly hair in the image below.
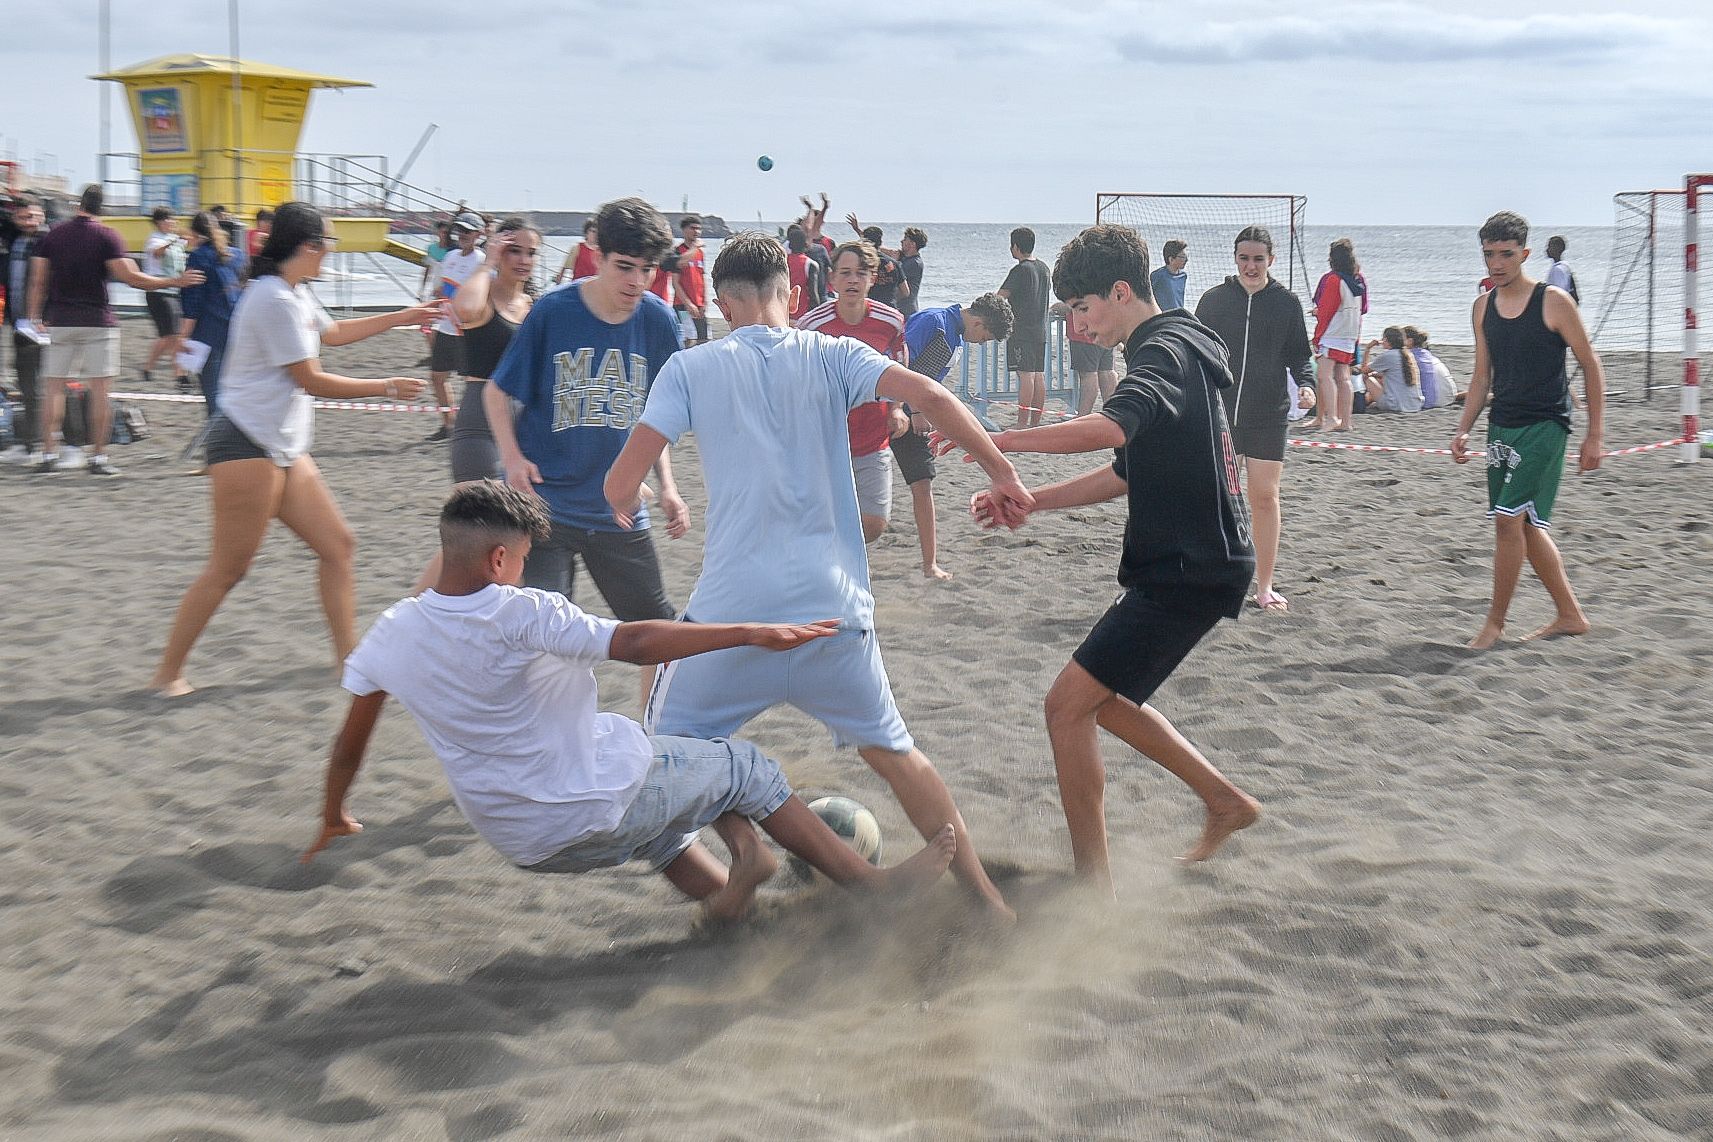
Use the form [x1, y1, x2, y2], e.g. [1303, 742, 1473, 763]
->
[440, 480, 551, 559]
[967, 292, 1013, 341]
[1052, 225, 1151, 303]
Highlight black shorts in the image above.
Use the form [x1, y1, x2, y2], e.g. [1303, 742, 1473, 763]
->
[1069, 341, 1114, 373]
[1007, 338, 1046, 372]
[1073, 583, 1246, 705]
[146, 292, 181, 337]
[1230, 416, 1289, 464]
[204, 413, 270, 466]
[430, 330, 465, 374]
[523, 521, 675, 621]
[890, 426, 936, 485]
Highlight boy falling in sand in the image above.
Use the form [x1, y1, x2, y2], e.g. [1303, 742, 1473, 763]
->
[303, 482, 955, 920]
[1451, 211, 1604, 650]
[961, 225, 1261, 895]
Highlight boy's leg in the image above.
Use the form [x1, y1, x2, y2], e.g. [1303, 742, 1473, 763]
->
[856, 745, 1008, 914]
[1042, 662, 1116, 891]
[1075, 370, 1098, 416]
[1244, 456, 1286, 610]
[1521, 524, 1590, 640]
[578, 526, 677, 718]
[755, 795, 954, 892]
[1470, 513, 1527, 649]
[851, 450, 892, 544]
[694, 814, 779, 921]
[660, 840, 730, 900]
[908, 480, 950, 580]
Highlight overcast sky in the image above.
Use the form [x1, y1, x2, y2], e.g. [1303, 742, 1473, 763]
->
[5, 0, 1709, 226]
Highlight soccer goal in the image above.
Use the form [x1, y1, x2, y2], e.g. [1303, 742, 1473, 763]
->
[1585, 188, 1690, 401]
[1683, 174, 1710, 463]
[1094, 193, 1311, 298]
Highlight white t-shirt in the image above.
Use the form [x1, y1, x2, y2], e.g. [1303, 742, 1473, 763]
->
[218, 277, 333, 465]
[143, 230, 185, 292]
[341, 584, 653, 866]
[433, 247, 486, 334]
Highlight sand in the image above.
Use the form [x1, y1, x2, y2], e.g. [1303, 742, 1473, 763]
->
[2, 318, 1711, 1140]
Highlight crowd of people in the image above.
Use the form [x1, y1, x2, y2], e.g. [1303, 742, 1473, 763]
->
[1, 185, 1607, 916]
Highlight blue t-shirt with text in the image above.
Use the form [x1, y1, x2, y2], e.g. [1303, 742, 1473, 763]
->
[492, 284, 682, 530]
[903, 305, 965, 383]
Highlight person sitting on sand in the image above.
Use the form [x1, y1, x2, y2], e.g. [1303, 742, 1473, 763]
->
[1403, 326, 1459, 409]
[303, 481, 956, 919]
[1355, 327, 1425, 414]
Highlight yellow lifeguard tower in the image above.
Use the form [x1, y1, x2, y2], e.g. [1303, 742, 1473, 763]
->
[93, 54, 393, 253]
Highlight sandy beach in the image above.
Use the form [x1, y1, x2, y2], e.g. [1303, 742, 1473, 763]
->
[2, 316, 1711, 1140]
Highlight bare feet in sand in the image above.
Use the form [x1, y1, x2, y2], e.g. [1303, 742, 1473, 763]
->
[150, 674, 195, 698]
[1467, 621, 1505, 650]
[700, 829, 781, 922]
[1254, 588, 1288, 613]
[923, 564, 954, 582]
[876, 824, 958, 894]
[1522, 615, 1590, 642]
[1181, 794, 1261, 863]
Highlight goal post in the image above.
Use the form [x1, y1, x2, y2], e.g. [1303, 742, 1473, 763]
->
[1094, 192, 1311, 297]
[1585, 188, 1688, 401]
[1684, 174, 1711, 463]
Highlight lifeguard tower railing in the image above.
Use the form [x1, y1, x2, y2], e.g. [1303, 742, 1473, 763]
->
[954, 316, 1088, 428]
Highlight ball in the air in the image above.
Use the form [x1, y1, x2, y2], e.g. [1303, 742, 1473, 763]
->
[788, 795, 882, 880]
[756, 155, 774, 171]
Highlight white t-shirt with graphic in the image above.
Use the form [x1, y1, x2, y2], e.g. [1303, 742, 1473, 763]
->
[143, 230, 186, 293]
[341, 585, 653, 866]
[218, 277, 333, 465]
[433, 247, 486, 335]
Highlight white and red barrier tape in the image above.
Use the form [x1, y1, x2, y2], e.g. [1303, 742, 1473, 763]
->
[116, 390, 1686, 461]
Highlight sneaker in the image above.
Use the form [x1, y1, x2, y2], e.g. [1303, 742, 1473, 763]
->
[87, 455, 120, 477]
[140, 367, 153, 385]
[33, 454, 60, 474]
[176, 375, 193, 393]
[425, 426, 450, 443]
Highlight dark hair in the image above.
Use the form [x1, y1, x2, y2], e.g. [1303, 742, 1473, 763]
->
[831, 240, 879, 275]
[595, 197, 673, 262]
[151, 206, 174, 224]
[79, 184, 104, 215]
[1162, 239, 1187, 261]
[785, 224, 809, 254]
[1479, 211, 1529, 246]
[903, 226, 928, 249]
[1328, 238, 1357, 275]
[679, 214, 702, 231]
[711, 230, 789, 297]
[248, 201, 325, 281]
[582, 219, 597, 236]
[1402, 324, 1428, 347]
[861, 225, 884, 246]
[256, 208, 275, 225]
[12, 193, 41, 211]
[191, 210, 231, 264]
[440, 480, 551, 560]
[1233, 225, 1274, 254]
[436, 221, 452, 238]
[967, 291, 1013, 341]
[1382, 326, 1419, 388]
[1010, 226, 1036, 256]
[1545, 235, 1567, 259]
[1052, 224, 1151, 303]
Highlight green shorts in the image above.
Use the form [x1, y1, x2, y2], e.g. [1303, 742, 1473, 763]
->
[1486, 421, 1569, 528]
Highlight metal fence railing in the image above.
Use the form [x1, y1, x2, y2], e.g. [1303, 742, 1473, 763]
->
[955, 316, 1090, 427]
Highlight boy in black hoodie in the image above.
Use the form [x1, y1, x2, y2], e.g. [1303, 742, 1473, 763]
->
[1194, 225, 1316, 612]
[970, 225, 1261, 894]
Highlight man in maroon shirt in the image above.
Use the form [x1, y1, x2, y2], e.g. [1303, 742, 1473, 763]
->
[27, 184, 201, 475]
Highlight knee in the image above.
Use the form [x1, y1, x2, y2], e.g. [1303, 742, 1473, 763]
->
[324, 526, 358, 568]
[862, 515, 888, 543]
[1044, 684, 1097, 735]
[859, 746, 931, 783]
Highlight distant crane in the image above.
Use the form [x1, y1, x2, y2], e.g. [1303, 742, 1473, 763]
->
[382, 123, 438, 210]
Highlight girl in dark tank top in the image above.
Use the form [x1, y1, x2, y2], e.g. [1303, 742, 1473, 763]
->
[447, 219, 539, 483]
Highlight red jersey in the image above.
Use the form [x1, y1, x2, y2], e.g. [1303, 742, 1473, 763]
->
[788, 253, 815, 320]
[247, 229, 267, 258]
[675, 241, 706, 308]
[572, 243, 598, 280]
[796, 298, 907, 456]
[649, 266, 673, 304]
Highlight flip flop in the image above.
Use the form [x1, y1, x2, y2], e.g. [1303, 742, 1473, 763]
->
[1254, 589, 1289, 613]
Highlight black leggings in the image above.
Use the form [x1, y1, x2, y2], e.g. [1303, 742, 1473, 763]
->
[451, 379, 502, 482]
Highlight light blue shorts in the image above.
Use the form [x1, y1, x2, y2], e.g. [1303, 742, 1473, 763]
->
[645, 626, 914, 753]
[521, 735, 792, 874]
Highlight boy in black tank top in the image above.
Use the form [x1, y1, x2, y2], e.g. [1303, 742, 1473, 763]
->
[1451, 211, 1606, 650]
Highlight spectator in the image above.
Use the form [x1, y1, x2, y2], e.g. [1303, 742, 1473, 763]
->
[246, 208, 274, 260]
[897, 227, 927, 316]
[1403, 325, 1460, 408]
[1356, 326, 1425, 414]
[179, 210, 243, 419]
[418, 220, 452, 297]
[555, 218, 599, 284]
[1052, 299, 1118, 415]
[26, 184, 203, 476]
[997, 226, 1050, 428]
[1149, 239, 1189, 309]
[140, 206, 189, 389]
[1307, 237, 1368, 430]
[424, 211, 487, 442]
[784, 224, 824, 320]
[844, 216, 905, 309]
[673, 214, 708, 346]
[3, 195, 47, 462]
[1544, 236, 1580, 305]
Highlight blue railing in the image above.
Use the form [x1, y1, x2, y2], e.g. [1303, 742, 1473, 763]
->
[955, 316, 1084, 428]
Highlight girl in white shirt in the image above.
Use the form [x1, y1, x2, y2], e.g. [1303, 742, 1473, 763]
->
[151, 202, 440, 697]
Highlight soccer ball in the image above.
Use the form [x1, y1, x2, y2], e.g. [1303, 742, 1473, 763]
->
[756, 155, 774, 172]
[788, 795, 882, 880]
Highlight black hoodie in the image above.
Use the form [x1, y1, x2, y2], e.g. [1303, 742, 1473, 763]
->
[1193, 275, 1315, 432]
[1098, 310, 1256, 596]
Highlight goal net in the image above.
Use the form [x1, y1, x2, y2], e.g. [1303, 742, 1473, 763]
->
[1093, 193, 1311, 300]
[1584, 189, 1691, 400]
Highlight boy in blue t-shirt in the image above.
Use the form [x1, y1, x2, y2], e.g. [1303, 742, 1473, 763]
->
[603, 234, 1035, 918]
[488, 198, 688, 712]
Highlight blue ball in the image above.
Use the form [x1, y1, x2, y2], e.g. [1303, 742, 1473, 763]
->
[757, 155, 774, 172]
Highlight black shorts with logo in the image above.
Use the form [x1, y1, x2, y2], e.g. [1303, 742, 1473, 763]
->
[890, 426, 936, 485]
[1073, 582, 1246, 705]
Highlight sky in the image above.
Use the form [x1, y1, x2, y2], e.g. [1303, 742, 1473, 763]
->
[4, 0, 1709, 227]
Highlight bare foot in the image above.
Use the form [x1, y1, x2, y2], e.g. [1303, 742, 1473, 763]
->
[1181, 794, 1260, 863]
[1522, 615, 1590, 641]
[923, 564, 953, 581]
[1254, 588, 1288, 613]
[700, 836, 780, 922]
[875, 824, 957, 895]
[150, 674, 195, 698]
[1466, 621, 1505, 650]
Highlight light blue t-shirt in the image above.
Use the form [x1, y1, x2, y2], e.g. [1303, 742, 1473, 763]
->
[492, 283, 682, 530]
[1150, 266, 1187, 310]
[640, 326, 891, 629]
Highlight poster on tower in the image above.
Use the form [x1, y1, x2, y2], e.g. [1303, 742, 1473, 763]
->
[137, 87, 190, 154]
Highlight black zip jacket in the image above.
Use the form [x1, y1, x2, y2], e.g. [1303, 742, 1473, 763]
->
[1194, 276, 1315, 431]
[1098, 310, 1256, 592]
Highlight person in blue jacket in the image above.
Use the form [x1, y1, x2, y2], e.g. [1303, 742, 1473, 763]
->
[179, 210, 243, 417]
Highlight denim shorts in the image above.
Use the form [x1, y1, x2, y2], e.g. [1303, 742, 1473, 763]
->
[520, 735, 792, 874]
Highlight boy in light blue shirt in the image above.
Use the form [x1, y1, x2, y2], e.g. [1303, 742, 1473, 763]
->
[605, 232, 1035, 917]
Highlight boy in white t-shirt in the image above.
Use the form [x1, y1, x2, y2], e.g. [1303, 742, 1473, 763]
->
[304, 481, 955, 920]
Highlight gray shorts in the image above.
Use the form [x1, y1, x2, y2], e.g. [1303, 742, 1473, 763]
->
[43, 327, 120, 380]
[521, 735, 792, 873]
[852, 448, 893, 520]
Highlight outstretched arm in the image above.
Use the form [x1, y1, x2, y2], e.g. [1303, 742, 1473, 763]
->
[987, 413, 1127, 455]
[322, 300, 442, 347]
[609, 619, 840, 664]
[605, 423, 672, 528]
[302, 691, 387, 862]
[876, 364, 1033, 525]
[972, 463, 1125, 529]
